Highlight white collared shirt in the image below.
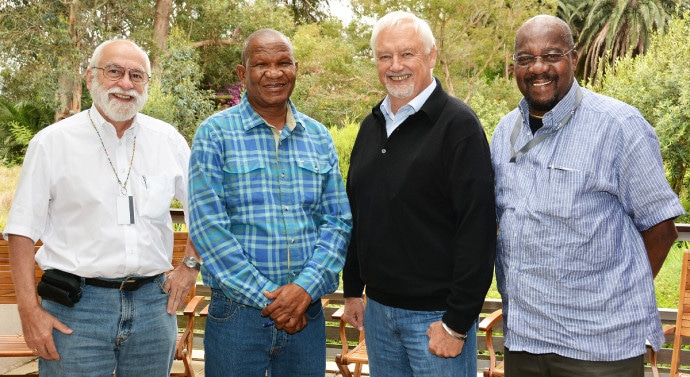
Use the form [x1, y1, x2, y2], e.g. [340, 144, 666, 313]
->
[381, 79, 437, 136]
[3, 106, 190, 278]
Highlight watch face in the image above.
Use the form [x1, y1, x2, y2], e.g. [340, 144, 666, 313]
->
[183, 257, 200, 269]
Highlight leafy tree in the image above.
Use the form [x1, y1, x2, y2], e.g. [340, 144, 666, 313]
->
[151, 31, 217, 142]
[291, 22, 381, 127]
[329, 119, 360, 183]
[0, 0, 160, 121]
[561, 0, 680, 83]
[0, 99, 53, 165]
[596, 12, 690, 220]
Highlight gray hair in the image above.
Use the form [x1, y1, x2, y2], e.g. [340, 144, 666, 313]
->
[89, 39, 151, 76]
[370, 11, 436, 55]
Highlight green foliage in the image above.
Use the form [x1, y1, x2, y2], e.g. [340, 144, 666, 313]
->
[596, 12, 690, 221]
[141, 82, 179, 127]
[559, 0, 679, 83]
[291, 23, 381, 128]
[656, 242, 686, 309]
[468, 93, 511, 141]
[153, 33, 217, 143]
[329, 119, 360, 182]
[0, 99, 53, 165]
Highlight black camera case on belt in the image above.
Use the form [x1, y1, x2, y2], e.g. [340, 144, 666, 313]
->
[37, 269, 82, 307]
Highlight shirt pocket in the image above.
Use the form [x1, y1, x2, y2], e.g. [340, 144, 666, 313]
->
[296, 157, 333, 205]
[534, 167, 587, 219]
[222, 158, 267, 207]
[139, 174, 175, 222]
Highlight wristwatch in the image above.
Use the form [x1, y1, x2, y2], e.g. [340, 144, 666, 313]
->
[182, 256, 201, 270]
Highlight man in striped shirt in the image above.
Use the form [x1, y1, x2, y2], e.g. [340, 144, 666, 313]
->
[491, 15, 684, 376]
[188, 29, 352, 377]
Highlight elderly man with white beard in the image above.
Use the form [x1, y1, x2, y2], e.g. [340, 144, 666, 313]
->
[3, 39, 200, 377]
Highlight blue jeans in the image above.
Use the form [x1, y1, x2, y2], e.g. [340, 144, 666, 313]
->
[39, 274, 176, 377]
[364, 298, 478, 377]
[204, 288, 326, 377]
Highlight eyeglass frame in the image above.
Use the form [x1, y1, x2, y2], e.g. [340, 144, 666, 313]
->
[512, 47, 576, 67]
[91, 64, 151, 85]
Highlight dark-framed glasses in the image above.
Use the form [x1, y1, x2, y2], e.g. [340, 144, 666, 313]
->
[512, 48, 575, 67]
[92, 64, 150, 85]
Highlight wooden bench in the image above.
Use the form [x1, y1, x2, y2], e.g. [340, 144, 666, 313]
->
[0, 232, 204, 377]
[0, 236, 42, 376]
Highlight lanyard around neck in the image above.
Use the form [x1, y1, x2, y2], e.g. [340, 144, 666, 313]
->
[88, 110, 137, 195]
[509, 87, 582, 163]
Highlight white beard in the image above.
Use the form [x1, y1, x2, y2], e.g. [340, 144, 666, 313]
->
[386, 82, 415, 99]
[90, 78, 148, 122]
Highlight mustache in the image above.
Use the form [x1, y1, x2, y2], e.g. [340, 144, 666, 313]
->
[107, 88, 140, 98]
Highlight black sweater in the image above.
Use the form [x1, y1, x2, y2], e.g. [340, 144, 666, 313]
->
[343, 80, 496, 334]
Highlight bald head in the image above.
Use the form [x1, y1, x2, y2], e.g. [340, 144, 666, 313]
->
[515, 15, 574, 51]
[241, 29, 294, 66]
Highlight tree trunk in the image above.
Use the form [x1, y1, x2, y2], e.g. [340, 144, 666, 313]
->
[152, 0, 173, 71]
[55, 0, 82, 122]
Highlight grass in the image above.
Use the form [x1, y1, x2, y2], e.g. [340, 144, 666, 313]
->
[0, 164, 686, 309]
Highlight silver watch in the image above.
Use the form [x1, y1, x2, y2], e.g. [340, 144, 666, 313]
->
[182, 256, 201, 270]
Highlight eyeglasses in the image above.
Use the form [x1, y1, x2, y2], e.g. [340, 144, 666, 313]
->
[512, 48, 575, 67]
[92, 64, 150, 85]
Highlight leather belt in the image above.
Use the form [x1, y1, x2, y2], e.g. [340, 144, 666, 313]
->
[84, 274, 161, 291]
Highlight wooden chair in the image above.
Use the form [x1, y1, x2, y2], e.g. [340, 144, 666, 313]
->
[170, 231, 206, 377]
[0, 236, 42, 376]
[647, 324, 675, 377]
[661, 249, 690, 377]
[478, 309, 504, 377]
[331, 297, 367, 377]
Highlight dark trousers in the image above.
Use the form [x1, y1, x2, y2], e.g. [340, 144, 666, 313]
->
[504, 348, 644, 377]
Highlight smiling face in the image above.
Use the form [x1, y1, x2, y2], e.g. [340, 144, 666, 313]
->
[237, 31, 297, 114]
[374, 20, 436, 112]
[86, 40, 149, 127]
[513, 17, 577, 116]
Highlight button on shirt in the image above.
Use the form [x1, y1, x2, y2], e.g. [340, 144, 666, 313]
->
[490, 81, 685, 361]
[3, 106, 191, 278]
[188, 96, 352, 310]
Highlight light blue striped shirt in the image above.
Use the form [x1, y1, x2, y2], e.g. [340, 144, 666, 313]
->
[188, 95, 352, 309]
[491, 81, 684, 361]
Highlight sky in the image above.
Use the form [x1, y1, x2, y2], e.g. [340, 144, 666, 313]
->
[330, 0, 354, 25]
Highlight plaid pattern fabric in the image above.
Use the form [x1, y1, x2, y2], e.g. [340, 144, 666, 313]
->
[188, 96, 352, 309]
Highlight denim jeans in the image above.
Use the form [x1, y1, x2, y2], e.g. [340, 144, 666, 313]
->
[364, 298, 478, 377]
[39, 274, 176, 377]
[204, 288, 326, 377]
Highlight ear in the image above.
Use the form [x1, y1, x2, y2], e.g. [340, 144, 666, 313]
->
[428, 45, 438, 68]
[86, 68, 94, 90]
[569, 49, 579, 70]
[236, 64, 246, 82]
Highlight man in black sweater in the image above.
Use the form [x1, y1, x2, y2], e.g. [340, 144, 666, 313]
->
[341, 10, 496, 377]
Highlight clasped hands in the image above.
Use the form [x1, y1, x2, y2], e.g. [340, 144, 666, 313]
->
[261, 283, 311, 334]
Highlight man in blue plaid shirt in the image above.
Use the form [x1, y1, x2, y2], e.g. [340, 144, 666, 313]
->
[188, 29, 352, 377]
